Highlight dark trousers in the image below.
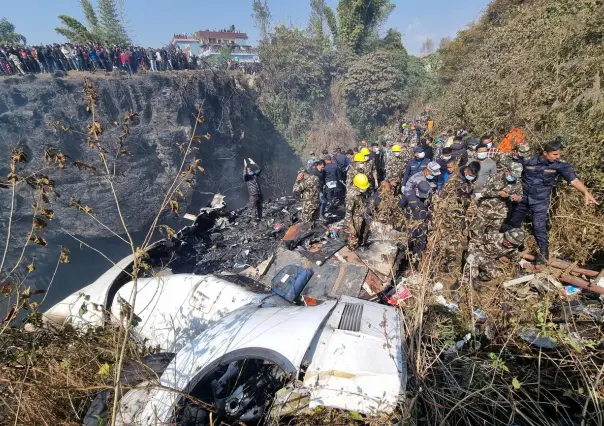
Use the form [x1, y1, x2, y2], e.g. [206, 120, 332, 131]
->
[509, 198, 549, 257]
[248, 194, 263, 219]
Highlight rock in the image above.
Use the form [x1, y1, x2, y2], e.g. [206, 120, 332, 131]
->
[0, 72, 301, 298]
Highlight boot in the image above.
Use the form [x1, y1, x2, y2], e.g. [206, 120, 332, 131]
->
[535, 249, 549, 265]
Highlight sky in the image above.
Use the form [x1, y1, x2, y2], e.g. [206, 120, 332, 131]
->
[2, 0, 491, 55]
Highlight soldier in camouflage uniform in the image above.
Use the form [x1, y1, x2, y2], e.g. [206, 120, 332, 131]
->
[293, 167, 321, 223]
[432, 162, 480, 274]
[385, 144, 409, 194]
[367, 180, 403, 228]
[465, 228, 525, 282]
[346, 153, 373, 189]
[468, 162, 523, 241]
[345, 173, 371, 249]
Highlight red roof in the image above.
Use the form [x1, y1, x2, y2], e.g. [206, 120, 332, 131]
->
[195, 30, 248, 40]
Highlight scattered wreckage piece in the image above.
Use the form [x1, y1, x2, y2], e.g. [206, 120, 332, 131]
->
[518, 257, 604, 296]
[262, 247, 368, 300]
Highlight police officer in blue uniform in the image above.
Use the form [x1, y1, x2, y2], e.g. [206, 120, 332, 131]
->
[507, 141, 598, 263]
[399, 181, 432, 257]
[402, 146, 430, 186]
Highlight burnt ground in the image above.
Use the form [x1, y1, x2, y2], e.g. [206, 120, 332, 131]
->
[162, 197, 344, 277]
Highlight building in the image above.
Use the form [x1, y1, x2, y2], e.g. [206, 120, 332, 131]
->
[194, 29, 249, 46]
[170, 35, 201, 57]
[171, 27, 258, 63]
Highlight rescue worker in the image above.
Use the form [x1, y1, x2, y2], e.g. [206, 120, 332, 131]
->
[371, 142, 386, 183]
[243, 158, 263, 220]
[345, 174, 371, 249]
[309, 160, 327, 220]
[402, 146, 430, 186]
[293, 166, 321, 223]
[324, 154, 343, 209]
[400, 180, 432, 258]
[386, 144, 407, 193]
[346, 152, 369, 189]
[506, 140, 598, 264]
[403, 161, 441, 200]
[434, 161, 481, 274]
[360, 147, 378, 188]
[367, 180, 401, 228]
[472, 143, 497, 195]
[306, 151, 319, 170]
[466, 228, 525, 283]
[468, 162, 523, 241]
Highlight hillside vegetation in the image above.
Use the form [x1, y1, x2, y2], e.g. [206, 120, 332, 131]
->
[434, 0, 604, 261]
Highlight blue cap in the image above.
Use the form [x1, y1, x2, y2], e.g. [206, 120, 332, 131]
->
[416, 181, 433, 198]
[414, 146, 425, 153]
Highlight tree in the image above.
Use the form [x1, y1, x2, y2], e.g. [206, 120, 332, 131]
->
[56, 0, 130, 45]
[98, 0, 130, 45]
[56, 15, 95, 44]
[420, 38, 434, 56]
[342, 49, 408, 136]
[0, 17, 26, 44]
[252, 0, 272, 43]
[334, 0, 395, 53]
[80, 0, 100, 35]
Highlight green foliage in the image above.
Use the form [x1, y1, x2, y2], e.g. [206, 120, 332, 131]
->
[341, 49, 408, 137]
[56, 15, 95, 44]
[97, 0, 130, 45]
[436, 0, 604, 188]
[56, 0, 129, 45]
[0, 17, 26, 44]
[252, 0, 272, 43]
[335, 0, 394, 53]
[257, 25, 333, 152]
[80, 0, 101, 36]
[205, 46, 232, 70]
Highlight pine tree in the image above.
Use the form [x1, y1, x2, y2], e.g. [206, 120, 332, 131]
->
[0, 17, 26, 44]
[98, 0, 130, 45]
[56, 15, 94, 44]
[55, 0, 130, 45]
[80, 0, 101, 38]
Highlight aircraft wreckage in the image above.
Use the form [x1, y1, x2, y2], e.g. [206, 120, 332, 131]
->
[43, 194, 604, 425]
[44, 196, 408, 425]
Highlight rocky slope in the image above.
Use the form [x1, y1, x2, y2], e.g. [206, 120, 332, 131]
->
[0, 71, 300, 302]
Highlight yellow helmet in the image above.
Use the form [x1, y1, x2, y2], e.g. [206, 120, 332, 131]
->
[402, 123, 407, 128]
[392, 144, 402, 152]
[353, 173, 371, 190]
[353, 153, 367, 162]
[360, 147, 371, 156]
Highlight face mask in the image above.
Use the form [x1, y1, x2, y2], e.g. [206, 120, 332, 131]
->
[375, 149, 380, 154]
[416, 152, 425, 159]
[506, 175, 517, 183]
[465, 174, 476, 181]
[476, 152, 488, 160]
[426, 175, 435, 180]
[365, 156, 370, 161]
[248, 171, 255, 176]
[442, 156, 451, 161]
[486, 142, 493, 149]
[360, 188, 367, 193]
[518, 145, 530, 153]
[359, 164, 365, 169]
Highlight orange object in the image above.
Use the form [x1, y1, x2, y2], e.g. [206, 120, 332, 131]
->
[427, 120, 434, 131]
[498, 128, 526, 152]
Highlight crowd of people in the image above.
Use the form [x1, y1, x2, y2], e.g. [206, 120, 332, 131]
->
[245, 118, 599, 285]
[0, 42, 260, 77]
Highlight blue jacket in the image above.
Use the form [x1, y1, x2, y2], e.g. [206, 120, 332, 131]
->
[402, 158, 430, 186]
[522, 155, 577, 204]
